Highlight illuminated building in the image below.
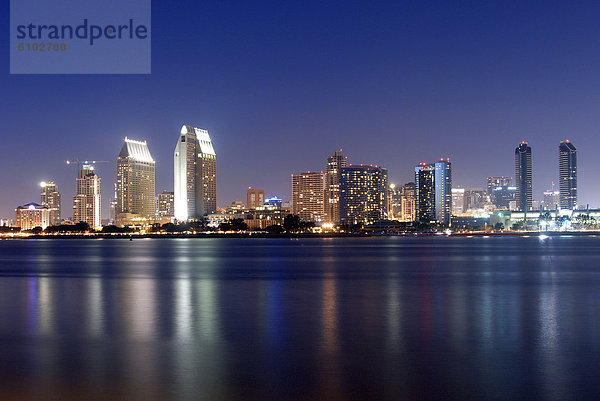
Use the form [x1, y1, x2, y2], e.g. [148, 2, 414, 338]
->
[72, 164, 101, 228]
[40, 181, 61, 225]
[543, 190, 560, 210]
[559, 140, 577, 210]
[452, 188, 465, 215]
[157, 190, 175, 218]
[339, 165, 388, 225]
[464, 188, 486, 211]
[324, 149, 348, 224]
[388, 184, 402, 220]
[486, 176, 512, 196]
[415, 164, 435, 222]
[174, 125, 217, 221]
[15, 203, 50, 231]
[246, 188, 265, 209]
[515, 141, 533, 211]
[435, 159, 452, 224]
[400, 182, 416, 222]
[492, 186, 516, 209]
[291, 171, 325, 222]
[116, 138, 156, 226]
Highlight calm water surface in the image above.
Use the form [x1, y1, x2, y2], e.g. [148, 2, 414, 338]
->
[1, 236, 600, 400]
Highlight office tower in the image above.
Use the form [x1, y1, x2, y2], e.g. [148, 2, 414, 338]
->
[559, 140, 577, 210]
[72, 164, 101, 228]
[452, 188, 465, 215]
[291, 172, 325, 222]
[492, 186, 517, 209]
[324, 149, 348, 224]
[174, 125, 217, 221]
[246, 188, 265, 209]
[400, 182, 416, 222]
[116, 138, 156, 226]
[486, 176, 512, 195]
[40, 181, 61, 225]
[15, 203, 50, 230]
[388, 184, 402, 220]
[464, 188, 486, 211]
[339, 165, 388, 225]
[515, 141, 533, 211]
[543, 189, 560, 210]
[434, 159, 452, 224]
[415, 163, 435, 222]
[157, 191, 175, 218]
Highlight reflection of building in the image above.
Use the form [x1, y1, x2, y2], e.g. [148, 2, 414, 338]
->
[559, 140, 577, 210]
[340, 165, 388, 225]
[116, 138, 156, 227]
[486, 176, 512, 195]
[324, 150, 348, 224]
[292, 172, 325, 222]
[73, 164, 101, 228]
[542, 190, 560, 210]
[415, 159, 452, 224]
[492, 186, 516, 209]
[246, 188, 265, 209]
[157, 191, 175, 218]
[174, 125, 217, 221]
[515, 141, 533, 211]
[15, 203, 50, 230]
[452, 188, 465, 215]
[400, 182, 416, 222]
[40, 181, 61, 225]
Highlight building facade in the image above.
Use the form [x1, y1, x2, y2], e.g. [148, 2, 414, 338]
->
[291, 172, 325, 222]
[174, 125, 217, 221]
[72, 164, 101, 228]
[339, 165, 388, 225]
[400, 182, 416, 222]
[116, 138, 156, 226]
[246, 188, 265, 209]
[434, 159, 452, 224]
[492, 186, 517, 209]
[515, 141, 533, 211]
[15, 203, 50, 230]
[157, 191, 175, 218]
[388, 184, 402, 220]
[415, 164, 435, 222]
[486, 176, 512, 196]
[40, 181, 61, 225]
[452, 188, 465, 215]
[543, 190, 560, 210]
[324, 149, 348, 224]
[559, 140, 577, 210]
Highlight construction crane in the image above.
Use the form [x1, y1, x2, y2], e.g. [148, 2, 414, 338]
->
[66, 159, 108, 177]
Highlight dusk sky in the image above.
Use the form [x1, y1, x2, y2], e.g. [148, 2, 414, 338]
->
[3, 1, 600, 219]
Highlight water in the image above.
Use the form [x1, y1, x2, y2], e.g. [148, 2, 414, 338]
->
[1, 236, 600, 400]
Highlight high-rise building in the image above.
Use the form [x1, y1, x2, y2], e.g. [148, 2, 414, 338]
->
[339, 165, 388, 225]
[400, 182, 416, 222]
[492, 186, 517, 209]
[157, 190, 175, 218]
[388, 184, 402, 220]
[291, 171, 325, 222]
[324, 149, 348, 224]
[415, 163, 435, 222]
[72, 164, 101, 228]
[174, 125, 217, 221]
[452, 188, 465, 215]
[543, 190, 560, 210]
[515, 141, 533, 211]
[116, 138, 156, 226]
[559, 140, 577, 210]
[246, 188, 265, 209]
[40, 181, 61, 225]
[15, 203, 50, 230]
[464, 188, 486, 211]
[435, 159, 452, 224]
[486, 176, 512, 196]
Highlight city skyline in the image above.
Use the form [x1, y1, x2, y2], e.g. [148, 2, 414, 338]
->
[4, 2, 600, 218]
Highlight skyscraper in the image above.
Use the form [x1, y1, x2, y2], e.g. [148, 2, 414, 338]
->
[515, 141, 533, 212]
[339, 165, 388, 225]
[559, 140, 577, 210]
[174, 125, 217, 221]
[400, 182, 416, 222]
[452, 188, 465, 215]
[388, 184, 402, 220]
[324, 149, 348, 224]
[486, 176, 512, 195]
[434, 159, 452, 224]
[157, 190, 175, 218]
[72, 164, 101, 228]
[415, 163, 435, 222]
[40, 180, 61, 225]
[291, 171, 325, 222]
[246, 188, 265, 209]
[116, 138, 156, 226]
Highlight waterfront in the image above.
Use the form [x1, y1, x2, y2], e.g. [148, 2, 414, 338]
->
[1, 237, 600, 400]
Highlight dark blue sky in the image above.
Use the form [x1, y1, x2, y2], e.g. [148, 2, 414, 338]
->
[3, 1, 600, 219]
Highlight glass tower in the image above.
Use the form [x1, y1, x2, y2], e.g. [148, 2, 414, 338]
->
[559, 140, 577, 210]
[515, 141, 533, 211]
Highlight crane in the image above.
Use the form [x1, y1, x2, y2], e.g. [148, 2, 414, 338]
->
[66, 159, 108, 178]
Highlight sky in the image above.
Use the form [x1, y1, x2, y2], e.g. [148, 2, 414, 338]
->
[3, 0, 600, 219]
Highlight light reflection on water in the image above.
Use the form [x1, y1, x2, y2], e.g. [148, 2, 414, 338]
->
[1, 237, 600, 399]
